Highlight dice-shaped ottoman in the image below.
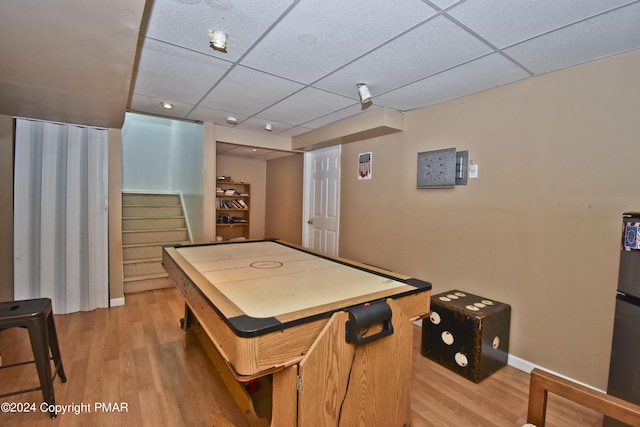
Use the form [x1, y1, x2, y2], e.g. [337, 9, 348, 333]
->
[421, 290, 511, 383]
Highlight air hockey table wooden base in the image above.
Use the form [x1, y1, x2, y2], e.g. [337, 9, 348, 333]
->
[162, 239, 432, 426]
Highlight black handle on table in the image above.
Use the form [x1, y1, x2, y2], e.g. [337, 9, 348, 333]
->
[345, 300, 394, 346]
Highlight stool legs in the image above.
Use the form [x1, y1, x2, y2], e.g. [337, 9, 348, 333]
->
[27, 322, 57, 418]
[46, 311, 66, 383]
[0, 298, 66, 419]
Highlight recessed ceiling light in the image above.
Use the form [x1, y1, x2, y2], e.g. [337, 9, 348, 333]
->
[161, 101, 173, 109]
[265, 123, 272, 131]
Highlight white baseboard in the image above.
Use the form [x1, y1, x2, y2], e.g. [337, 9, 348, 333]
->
[110, 297, 125, 307]
[507, 353, 536, 373]
[507, 354, 605, 393]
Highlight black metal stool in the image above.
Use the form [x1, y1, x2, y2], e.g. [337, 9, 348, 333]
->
[0, 298, 67, 418]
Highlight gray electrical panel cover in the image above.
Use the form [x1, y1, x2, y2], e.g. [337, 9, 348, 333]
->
[417, 148, 456, 188]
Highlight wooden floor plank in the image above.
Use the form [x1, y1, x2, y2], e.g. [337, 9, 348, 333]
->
[0, 287, 603, 426]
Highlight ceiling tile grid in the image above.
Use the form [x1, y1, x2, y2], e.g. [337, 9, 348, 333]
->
[143, 0, 297, 62]
[312, 15, 495, 98]
[445, 0, 636, 48]
[503, 2, 640, 75]
[239, 0, 438, 83]
[133, 38, 232, 104]
[198, 65, 305, 116]
[127, 0, 640, 137]
[374, 53, 531, 111]
[256, 86, 357, 125]
[302, 104, 380, 130]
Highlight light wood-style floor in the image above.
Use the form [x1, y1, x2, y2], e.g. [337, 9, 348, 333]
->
[0, 288, 603, 426]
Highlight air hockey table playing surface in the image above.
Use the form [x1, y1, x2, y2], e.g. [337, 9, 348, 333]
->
[162, 239, 431, 377]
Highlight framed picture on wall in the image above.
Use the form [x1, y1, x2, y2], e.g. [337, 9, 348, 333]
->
[358, 152, 372, 180]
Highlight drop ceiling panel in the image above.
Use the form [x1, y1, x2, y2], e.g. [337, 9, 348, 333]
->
[237, 117, 295, 134]
[133, 39, 231, 105]
[144, 0, 296, 62]
[199, 65, 304, 115]
[187, 105, 249, 126]
[257, 87, 357, 126]
[447, 0, 635, 48]
[130, 95, 196, 119]
[239, 0, 437, 84]
[429, 0, 460, 9]
[278, 125, 315, 138]
[375, 53, 530, 111]
[314, 16, 494, 97]
[504, 2, 640, 75]
[302, 105, 379, 130]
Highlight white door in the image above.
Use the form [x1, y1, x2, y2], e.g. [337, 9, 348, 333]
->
[303, 145, 341, 256]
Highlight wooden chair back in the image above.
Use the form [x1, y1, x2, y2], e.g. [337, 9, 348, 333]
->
[527, 367, 640, 426]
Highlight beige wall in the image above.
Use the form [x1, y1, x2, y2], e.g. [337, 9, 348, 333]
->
[0, 115, 13, 302]
[339, 49, 640, 389]
[265, 154, 304, 245]
[216, 156, 267, 239]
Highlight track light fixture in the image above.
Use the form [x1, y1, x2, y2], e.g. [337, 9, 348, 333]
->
[208, 29, 228, 52]
[357, 83, 372, 104]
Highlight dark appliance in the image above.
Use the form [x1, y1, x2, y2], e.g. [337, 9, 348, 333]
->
[605, 212, 640, 426]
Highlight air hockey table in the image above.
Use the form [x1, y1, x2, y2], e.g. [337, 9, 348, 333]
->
[162, 239, 431, 426]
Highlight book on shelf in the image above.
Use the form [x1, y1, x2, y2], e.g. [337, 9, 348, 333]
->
[216, 198, 248, 209]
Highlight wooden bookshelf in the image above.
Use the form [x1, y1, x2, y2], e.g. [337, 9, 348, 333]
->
[216, 182, 250, 241]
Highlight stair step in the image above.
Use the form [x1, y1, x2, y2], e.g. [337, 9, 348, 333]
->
[123, 258, 167, 277]
[122, 229, 188, 245]
[122, 240, 188, 249]
[122, 206, 183, 217]
[123, 240, 189, 261]
[123, 276, 174, 294]
[122, 228, 187, 233]
[122, 216, 184, 219]
[122, 193, 181, 206]
[122, 217, 185, 231]
[123, 257, 162, 265]
[123, 272, 169, 283]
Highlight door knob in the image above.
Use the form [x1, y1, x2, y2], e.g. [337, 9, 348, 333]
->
[307, 219, 313, 225]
